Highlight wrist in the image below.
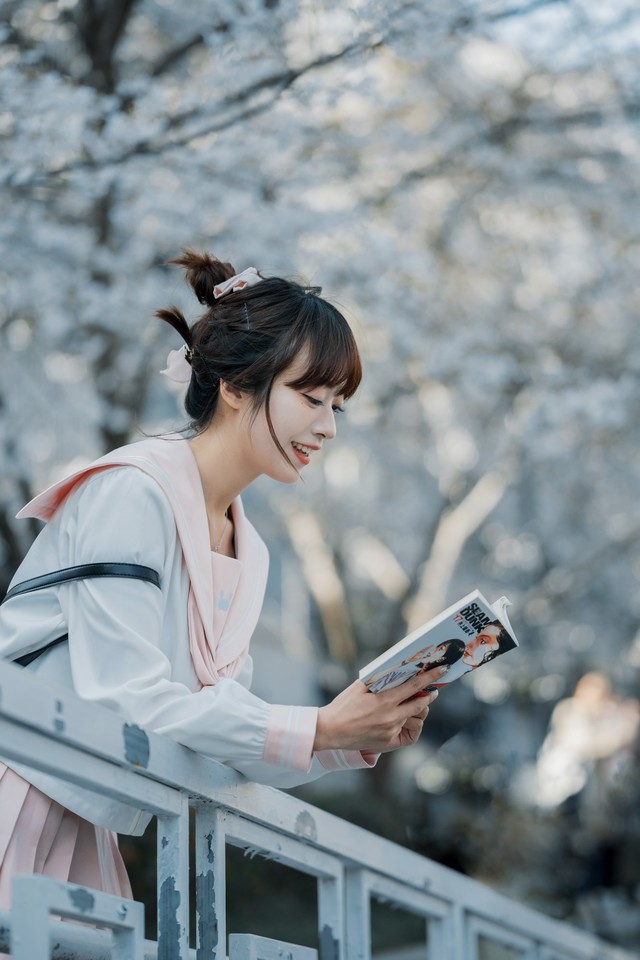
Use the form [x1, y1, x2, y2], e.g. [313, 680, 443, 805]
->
[313, 705, 333, 752]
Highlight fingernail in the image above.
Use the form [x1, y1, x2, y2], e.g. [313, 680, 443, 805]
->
[430, 688, 439, 700]
[437, 665, 450, 676]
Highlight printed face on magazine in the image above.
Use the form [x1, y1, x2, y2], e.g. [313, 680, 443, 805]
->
[430, 642, 450, 659]
[462, 624, 501, 667]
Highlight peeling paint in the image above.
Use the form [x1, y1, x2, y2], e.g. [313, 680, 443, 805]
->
[206, 830, 215, 864]
[68, 887, 95, 914]
[161, 835, 169, 849]
[319, 923, 340, 960]
[243, 845, 262, 860]
[196, 869, 218, 957]
[295, 810, 318, 842]
[123, 722, 150, 768]
[158, 876, 181, 960]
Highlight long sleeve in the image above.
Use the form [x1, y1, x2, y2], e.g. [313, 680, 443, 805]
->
[3, 460, 375, 834]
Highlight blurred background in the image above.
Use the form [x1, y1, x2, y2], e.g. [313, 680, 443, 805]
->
[1, 0, 639, 954]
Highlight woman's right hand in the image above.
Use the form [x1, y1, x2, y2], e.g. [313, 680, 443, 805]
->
[313, 664, 449, 755]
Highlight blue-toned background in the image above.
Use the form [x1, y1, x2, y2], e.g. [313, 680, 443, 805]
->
[1, 0, 639, 951]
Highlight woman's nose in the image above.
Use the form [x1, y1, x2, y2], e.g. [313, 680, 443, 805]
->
[315, 407, 336, 441]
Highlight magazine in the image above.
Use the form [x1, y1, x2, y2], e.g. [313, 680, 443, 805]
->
[359, 591, 518, 694]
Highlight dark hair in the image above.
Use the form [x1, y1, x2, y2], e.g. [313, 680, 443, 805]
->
[435, 638, 466, 666]
[156, 250, 362, 459]
[478, 621, 514, 664]
[416, 638, 465, 671]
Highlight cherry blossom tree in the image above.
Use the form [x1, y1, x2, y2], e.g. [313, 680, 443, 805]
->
[2, 0, 640, 943]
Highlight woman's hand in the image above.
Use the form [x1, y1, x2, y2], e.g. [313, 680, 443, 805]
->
[313, 665, 448, 754]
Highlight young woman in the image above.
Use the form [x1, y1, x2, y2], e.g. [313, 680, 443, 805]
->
[0, 251, 445, 903]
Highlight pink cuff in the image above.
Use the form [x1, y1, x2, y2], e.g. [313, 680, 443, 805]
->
[316, 750, 379, 771]
[263, 704, 318, 772]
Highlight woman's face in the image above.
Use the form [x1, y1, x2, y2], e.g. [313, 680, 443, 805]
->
[247, 352, 345, 484]
[463, 625, 501, 666]
[430, 642, 450, 660]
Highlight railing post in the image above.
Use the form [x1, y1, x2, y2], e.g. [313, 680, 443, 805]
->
[195, 802, 227, 960]
[344, 868, 370, 960]
[426, 912, 448, 960]
[157, 796, 190, 960]
[451, 901, 468, 960]
[317, 867, 344, 960]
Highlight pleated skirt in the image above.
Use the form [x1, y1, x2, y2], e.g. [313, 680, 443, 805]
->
[0, 761, 132, 908]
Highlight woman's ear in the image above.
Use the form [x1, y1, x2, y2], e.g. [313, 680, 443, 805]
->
[219, 379, 246, 411]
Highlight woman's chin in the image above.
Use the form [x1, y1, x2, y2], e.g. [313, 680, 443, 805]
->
[266, 460, 302, 484]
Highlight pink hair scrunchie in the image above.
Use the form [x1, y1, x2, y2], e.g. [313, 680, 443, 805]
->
[160, 345, 192, 384]
[213, 267, 262, 299]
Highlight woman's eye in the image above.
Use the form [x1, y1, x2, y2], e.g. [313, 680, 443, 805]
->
[302, 393, 345, 414]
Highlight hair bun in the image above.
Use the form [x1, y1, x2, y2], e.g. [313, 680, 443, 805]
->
[170, 249, 237, 306]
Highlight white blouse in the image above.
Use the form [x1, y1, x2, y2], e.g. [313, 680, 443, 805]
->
[0, 454, 374, 835]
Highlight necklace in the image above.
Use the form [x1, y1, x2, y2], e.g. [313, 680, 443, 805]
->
[213, 509, 230, 553]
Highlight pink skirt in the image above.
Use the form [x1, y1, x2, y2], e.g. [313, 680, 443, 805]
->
[0, 762, 132, 908]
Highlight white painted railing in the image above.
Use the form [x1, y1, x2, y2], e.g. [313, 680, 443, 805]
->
[0, 660, 635, 960]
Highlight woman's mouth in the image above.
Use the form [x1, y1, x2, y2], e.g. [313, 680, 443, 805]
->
[291, 441, 311, 465]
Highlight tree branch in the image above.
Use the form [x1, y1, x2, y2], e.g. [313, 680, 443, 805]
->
[11, 33, 384, 188]
[405, 471, 509, 630]
[370, 101, 634, 205]
[151, 32, 211, 78]
[74, 0, 140, 91]
[285, 509, 358, 667]
[485, 0, 568, 24]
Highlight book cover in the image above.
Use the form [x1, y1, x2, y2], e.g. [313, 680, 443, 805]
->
[359, 590, 518, 693]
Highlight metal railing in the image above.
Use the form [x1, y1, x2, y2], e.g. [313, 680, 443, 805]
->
[0, 660, 635, 960]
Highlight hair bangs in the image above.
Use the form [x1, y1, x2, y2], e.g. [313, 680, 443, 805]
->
[286, 300, 362, 399]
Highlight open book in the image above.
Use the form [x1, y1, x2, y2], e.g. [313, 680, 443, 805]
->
[359, 590, 518, 693]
